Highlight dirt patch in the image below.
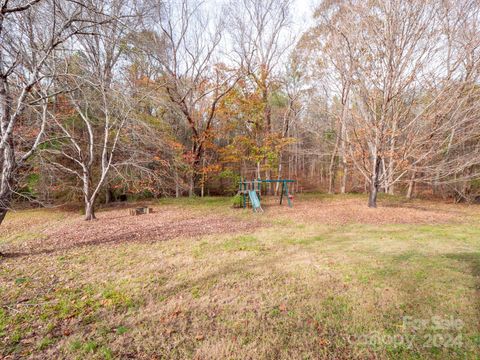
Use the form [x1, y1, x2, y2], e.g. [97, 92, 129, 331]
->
[269, 197, 465, 225]
[2, 206, 262, 257]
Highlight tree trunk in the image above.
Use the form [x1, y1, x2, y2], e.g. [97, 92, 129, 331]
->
[433, 169, 440, 196]
[83, 169, 96, 220]
[328, 124, 341, 194]
[0, 206, 9, 225]
[105, 186, 113, 204]
[406, 170, 416, 199]
[188, 174, 195, 197]
[388, 183, 395, 195]
[0, 74, 14, 226]
[200, 157, 206, 197]
[328, 149, 338, 194]
[175, 169, 180, 198]
[265, 167, 271, 195]
[340, 161, 347, 194]
[387, 118, 397, 195]
[275, 156, 282, 196]
[189, 142, 204, 197]
[368, 182, 379, 208]
[0, 141, 15, 226]
[85, 200, 96, 221]
[381, 158, 388, 193]
[339, 113, 348, 194]
[262, 86, 271, 133]
[368, 156, 382, 208]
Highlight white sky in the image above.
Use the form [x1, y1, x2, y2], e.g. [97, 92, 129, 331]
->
[205, 0, 316, 35]
[292, 0, 316, 31]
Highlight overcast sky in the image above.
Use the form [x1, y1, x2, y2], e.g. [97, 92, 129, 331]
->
[293, 0, 316, 30]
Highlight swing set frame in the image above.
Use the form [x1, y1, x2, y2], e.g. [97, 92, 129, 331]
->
[238, 178, 296, 209]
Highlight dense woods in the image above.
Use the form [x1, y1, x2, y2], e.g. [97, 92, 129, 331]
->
[1, 0, 480, 221]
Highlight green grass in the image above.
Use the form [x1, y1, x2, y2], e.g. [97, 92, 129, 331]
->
[222, 234, 264, 252]
[1, 195, 479, 359]
[157, 195, 232, 208]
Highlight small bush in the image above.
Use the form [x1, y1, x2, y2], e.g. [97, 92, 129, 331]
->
[231, 194, 242, 208]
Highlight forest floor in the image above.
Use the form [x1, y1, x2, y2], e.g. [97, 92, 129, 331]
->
[1, 194, 480, 359]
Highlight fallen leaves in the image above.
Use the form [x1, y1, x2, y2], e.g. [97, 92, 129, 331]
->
[273, 197, 461, 225]
[1, 206, 263, 257]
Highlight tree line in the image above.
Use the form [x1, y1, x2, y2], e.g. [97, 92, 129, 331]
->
[1, 0, 479, 223]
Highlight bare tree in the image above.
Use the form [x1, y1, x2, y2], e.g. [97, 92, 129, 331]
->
[43, 0, 142, 220]
[302, 2, 360, 193]
[309, 0, 441, 207]
[0, 0, 108, 224]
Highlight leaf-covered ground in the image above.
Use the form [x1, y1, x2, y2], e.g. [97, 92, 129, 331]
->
[1, 194, 479, 359]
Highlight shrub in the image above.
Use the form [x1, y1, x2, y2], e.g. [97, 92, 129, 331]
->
[231, 194, 242, 208]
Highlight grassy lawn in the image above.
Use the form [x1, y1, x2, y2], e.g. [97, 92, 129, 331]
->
[1, 194, 480, 359]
